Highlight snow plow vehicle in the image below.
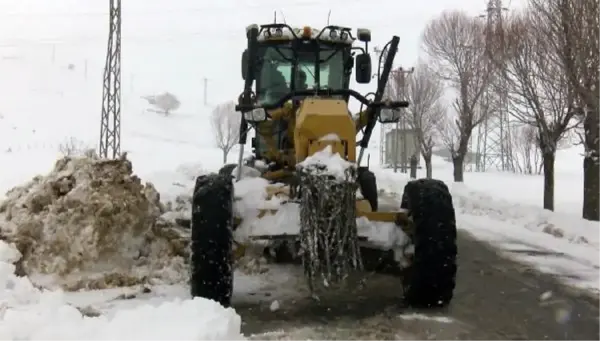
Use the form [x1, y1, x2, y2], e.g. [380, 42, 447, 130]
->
[190, 23, 457, 309]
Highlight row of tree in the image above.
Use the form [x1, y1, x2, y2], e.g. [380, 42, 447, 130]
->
[394, 0, 598, 221]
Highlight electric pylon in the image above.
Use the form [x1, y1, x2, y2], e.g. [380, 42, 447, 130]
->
[476, 0, 513, 171]
[99, 0, 122, 159]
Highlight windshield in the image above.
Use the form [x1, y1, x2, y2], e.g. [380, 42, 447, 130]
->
[256, 45, 346, 106]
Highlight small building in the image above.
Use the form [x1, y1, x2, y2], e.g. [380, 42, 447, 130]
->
[383, 128, 420, 168]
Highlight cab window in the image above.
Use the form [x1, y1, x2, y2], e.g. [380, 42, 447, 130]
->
[256, 45, 347, 106]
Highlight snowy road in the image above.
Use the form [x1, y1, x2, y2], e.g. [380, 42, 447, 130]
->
[236, 231, 599, 340]
[64, 231, 599, 340]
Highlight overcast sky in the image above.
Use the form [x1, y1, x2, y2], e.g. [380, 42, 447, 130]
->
[0, 0, 525, 111]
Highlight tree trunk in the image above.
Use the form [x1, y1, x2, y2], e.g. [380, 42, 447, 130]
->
[541, 151, 556, 211]
[424, 154, 433, 179]
[582, 109, 599, 221]
[452, 130, 471, 183]
[452, 155, 465, 182]
[582, 155, 599, 221]
[222, 149, 228, 164]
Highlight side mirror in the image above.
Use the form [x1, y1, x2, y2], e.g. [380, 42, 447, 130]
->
[355, 53, 372, 84]
[378, 108, 401, 123]
[241, 49, 249, 80]
[357, 28, 371, 43]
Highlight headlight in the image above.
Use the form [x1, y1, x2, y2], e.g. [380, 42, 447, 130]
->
[379, 108, 401, 123]
[244, 108, 267, 122]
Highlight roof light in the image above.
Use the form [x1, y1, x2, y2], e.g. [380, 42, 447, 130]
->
[302, 26, 312, 38]
[329, 29, 338, 40]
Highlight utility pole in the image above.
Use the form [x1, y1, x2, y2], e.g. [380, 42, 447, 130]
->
[392, 67, 414, 173]
[203, 77, 208, 106]
[84, 59, 88, 81]
[374, 46, 387, 167]
[99, 0, 122, 159]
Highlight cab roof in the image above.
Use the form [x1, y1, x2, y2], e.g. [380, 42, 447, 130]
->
[248, 24, 369, 45]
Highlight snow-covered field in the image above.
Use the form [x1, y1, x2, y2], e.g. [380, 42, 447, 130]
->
[2, 118, 597, 339]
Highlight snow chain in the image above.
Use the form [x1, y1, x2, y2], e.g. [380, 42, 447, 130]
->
[298, 164, 363, 293]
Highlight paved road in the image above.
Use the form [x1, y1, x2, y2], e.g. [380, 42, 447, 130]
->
[234, 230, 599, 340]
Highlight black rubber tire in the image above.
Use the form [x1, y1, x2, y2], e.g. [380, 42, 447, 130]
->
[218, 164, 237, 176]
[357, 167, 378, 212]
[400, 178, 457, 308]
[190, 174, 234, 307]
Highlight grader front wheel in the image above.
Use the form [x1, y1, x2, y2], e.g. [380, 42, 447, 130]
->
[401, 179, 457, 308]
[189, 174, 234, 307]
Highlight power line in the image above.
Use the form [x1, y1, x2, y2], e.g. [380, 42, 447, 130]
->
[0, 0, 353, 18]
[0, 22, 403, 47]
[0, 32, 213, 47]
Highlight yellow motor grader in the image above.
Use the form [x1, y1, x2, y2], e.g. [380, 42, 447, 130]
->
[190, 23, 457, 309]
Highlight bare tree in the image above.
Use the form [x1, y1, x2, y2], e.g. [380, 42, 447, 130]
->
[402, 61, 445, 178]
[211, 101, 240, 164]
[422, 10, 492, 182]
[528, 0, 599, 220]
[510, 124, 542, 174]
[143, 92, 181, 115]
[499, 10, 578, 211]
[58, 137, 92, 157]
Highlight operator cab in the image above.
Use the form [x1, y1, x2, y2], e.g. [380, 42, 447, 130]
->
[241, 25, 373, 157]
[242, 25, 372, 104]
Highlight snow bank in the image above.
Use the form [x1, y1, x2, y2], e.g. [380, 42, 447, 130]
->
[450, 183, 599, 248]
[373, 169, 599, 249]
[0, 241, 244, 340]
[0, 156, 189, 290]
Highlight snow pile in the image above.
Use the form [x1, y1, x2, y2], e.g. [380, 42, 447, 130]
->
[450, 183, 599, 248]
[297, 145, 355, 180]
[152, 162, 211, 227]
[355, 217, 409, 250]
[0, 156, 189, 290]
[231, 175, 412, 260]
[232, 177, 290, 242]
[0, 241, 244, 340]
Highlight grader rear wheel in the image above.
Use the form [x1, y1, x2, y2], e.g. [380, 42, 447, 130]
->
[218, 164, 237, 176]
[400, 179, 457, 308]
[357, 167, 378, 211]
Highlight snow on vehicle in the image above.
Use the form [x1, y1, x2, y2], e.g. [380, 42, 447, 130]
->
[189, 23, 457, 309]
